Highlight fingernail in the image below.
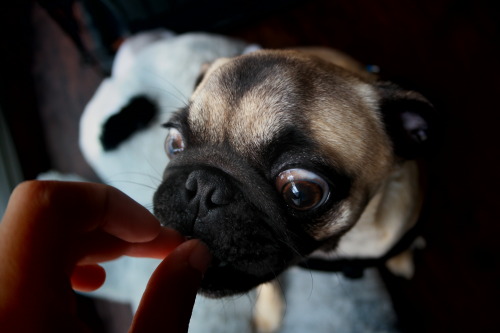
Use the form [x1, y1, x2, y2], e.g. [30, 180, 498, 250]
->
[188, 241, 212, 274]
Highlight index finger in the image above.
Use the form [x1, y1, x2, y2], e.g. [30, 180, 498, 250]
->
[1, 181, 164, 271]
[4, 180, 161, 239]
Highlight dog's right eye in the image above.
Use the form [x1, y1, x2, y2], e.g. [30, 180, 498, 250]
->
[276, 169, 329, 211]
[165, 128, 185, 158]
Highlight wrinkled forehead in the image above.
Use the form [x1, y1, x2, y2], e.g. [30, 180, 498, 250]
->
[185, 52, 391, 178]
[188, 55, 307, 157]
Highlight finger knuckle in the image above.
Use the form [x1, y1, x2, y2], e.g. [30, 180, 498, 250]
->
[14, 180, 62, 211]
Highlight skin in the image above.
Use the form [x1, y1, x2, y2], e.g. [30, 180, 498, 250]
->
[0, 180, 211, 332]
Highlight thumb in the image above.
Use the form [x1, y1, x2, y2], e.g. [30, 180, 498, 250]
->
[129, 240, 211, 333]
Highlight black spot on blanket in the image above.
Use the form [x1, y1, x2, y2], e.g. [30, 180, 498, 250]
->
[100, 95, 158, 151]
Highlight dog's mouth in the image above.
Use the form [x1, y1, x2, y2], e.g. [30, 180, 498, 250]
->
[155, 202, 300, 297]
[188, 223, 296, 297]
[153, 164, 320, 296]
[199, 257, 285, 297]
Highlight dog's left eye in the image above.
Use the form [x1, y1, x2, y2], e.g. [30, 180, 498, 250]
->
[276, 169, 329, 211]
[165, 128, 185, 158]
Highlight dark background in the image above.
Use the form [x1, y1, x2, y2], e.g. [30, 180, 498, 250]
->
[1, 0, 499, 332]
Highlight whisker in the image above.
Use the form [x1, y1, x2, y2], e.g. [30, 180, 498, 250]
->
[132, 66, 190, 106]
[107, 169, 163, 182]
[106, 179, 158, 193]
[108, 177, 156, 188]
[148, 71, 190, 103]
[275, 274, 288, 316]
[156, 103, 186, 116]
[217, 297, 231, 331]
[141, 85, 189, 108]
[142, 203, 154, 211]
[140, 156, 168, 182]
[306, 269, 315, 300]
[276, 235, 307, 265]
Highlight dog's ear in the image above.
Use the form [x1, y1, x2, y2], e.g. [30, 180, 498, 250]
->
[193, 57, 232, 91]
[193, 47, 261, 89]
[377, 82, 437, 159]
[193, 62, 212, 90]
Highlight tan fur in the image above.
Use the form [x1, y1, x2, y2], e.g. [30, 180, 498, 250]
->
[191, 50, 393, 184]
[253, 281, 286, 333]
[185, 48, 424, 332]
[291, 47, 377, 82]
[314, 161, 422, 261]
[190, 64, 296, 156]
[188, 48, 419, 257]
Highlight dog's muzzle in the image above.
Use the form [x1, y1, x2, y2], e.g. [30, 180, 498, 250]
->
[154, 164, 291, 296]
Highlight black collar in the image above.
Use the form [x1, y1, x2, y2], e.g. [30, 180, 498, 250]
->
[297, 221, 422, 279]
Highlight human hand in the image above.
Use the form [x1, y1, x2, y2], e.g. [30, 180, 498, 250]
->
[0, 181, 211, 332]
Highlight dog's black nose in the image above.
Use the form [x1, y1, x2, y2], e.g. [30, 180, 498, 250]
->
[185, 169, 235, 216]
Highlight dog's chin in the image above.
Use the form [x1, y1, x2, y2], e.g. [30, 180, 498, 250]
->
[198, 263, 282, 298]
[195, 241, 294, 297]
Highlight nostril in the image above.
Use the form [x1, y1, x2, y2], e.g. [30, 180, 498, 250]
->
[185, 189, 196, 201]
[185, 169, 235, 212]
[185, 173, 198, 192]
[185, 173, 199, 201]
[211, 187, 232, 206]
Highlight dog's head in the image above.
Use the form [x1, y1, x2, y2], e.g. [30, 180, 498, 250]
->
[153, 50, 434, 297]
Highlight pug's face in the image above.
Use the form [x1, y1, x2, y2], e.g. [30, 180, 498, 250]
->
[153, 50, 433, 297]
